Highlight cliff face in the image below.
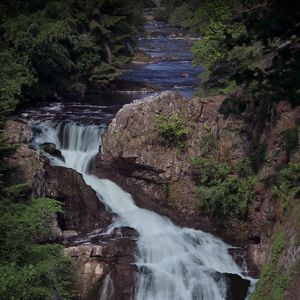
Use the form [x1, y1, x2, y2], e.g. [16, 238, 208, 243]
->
[95, 92, 300, 284]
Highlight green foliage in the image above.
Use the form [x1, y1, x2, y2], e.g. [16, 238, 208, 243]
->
[197, 133, 219, 156]
[198, 172, 256, 224]
[272, 163, 300, 213]
[0, 245, 74, 300]
[271, 230, 286, 262]
[192, 155, 256, 224]
[155, 114, 191, 150]
[252, 165, 300, 300]
[191, 0, 300, 105]
[250, 229, 289, 300]
[0, 0, 145, 103]
[0, 197, 75, 300]
[191, 157, 230, 185]
[168, 4, 194, 29]
[4, 183, 31, 198]
[192, 128, 256, 224]
[283, 127, 299, 158]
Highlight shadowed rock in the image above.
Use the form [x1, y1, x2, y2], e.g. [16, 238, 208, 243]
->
[40, 142, 65, 162]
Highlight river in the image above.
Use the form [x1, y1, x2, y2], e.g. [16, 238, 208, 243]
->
[28, 15, 255, 300]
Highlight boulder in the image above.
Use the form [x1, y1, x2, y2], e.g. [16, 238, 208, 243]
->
[44, 164, 112, 234]
[40, 142, 65, 162]
[93, 91, 243, 231]
[65, 228, 137, 300]
[224, 273, 251, 300]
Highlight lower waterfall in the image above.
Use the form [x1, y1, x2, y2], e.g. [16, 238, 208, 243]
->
[33, 121, 254, 300]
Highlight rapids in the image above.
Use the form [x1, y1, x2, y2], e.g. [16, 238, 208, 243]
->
[33, 121, 255, 300]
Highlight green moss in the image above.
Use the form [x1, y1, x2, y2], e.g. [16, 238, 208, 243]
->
[271, 230, 286, 262]
[250, 229, 289, 300]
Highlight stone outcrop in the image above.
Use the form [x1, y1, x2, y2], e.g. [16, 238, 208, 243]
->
[40, 142, 65, 161]
[94, 92, 245, 231]
[65, 226, 138, 300]
[44, 164, 112, 234]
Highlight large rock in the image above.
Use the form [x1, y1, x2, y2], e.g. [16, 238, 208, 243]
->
[94, 92, 245, 231]
[44, 163, 112, 234]
[4, 118, 45, 195]
[65, 227, 137, 300]
[40, 142, 65, 162]
[224, 273, 251, 300]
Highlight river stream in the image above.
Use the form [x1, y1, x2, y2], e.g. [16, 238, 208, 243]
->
[28, 15, 255, 300]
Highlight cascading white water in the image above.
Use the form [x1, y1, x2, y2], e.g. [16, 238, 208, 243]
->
[33, 121, 254, 300]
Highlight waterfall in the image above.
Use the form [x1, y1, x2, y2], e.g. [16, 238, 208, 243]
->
[33, 121, 255, 300]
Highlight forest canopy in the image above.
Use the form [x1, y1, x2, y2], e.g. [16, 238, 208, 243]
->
[0, 0, 144, 119]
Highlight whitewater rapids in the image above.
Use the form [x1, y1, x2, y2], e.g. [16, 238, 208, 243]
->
[33, 121, 254, 300]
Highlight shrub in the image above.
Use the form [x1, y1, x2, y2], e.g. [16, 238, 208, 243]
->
[191, 156, 230, 184]
[168, 4, 194, 29]
[197, 175, 256, 224]
[197, 133, 219, 156]
[155, 114, 191, 150]
[272, 162, 300, 213]
[192, 156, 256, 224]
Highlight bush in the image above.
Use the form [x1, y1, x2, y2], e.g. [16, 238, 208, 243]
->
[197, 133, 219, 156]
[197, 173, 256, 224]
[192, 156, 256, 224]
[155, 114, 191, 150]
[272, 163, 300, 213]
[191, 156, 230, 184]
[168, 4, 194, 29]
